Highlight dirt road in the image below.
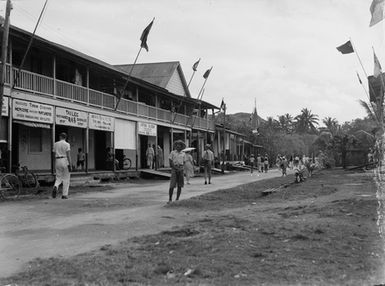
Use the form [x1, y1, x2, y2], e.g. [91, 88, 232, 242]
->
[0, 169, 282, 278]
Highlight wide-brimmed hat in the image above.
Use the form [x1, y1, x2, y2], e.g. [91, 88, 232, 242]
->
[173, 140, 186, 148]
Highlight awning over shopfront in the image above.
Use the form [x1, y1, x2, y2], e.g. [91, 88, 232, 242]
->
[14, 120, 50, 129]
[115, 119, 136, 149]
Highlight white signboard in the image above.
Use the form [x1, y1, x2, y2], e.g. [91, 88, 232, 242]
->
[56, 107, 88, 128]
[138, 122, 157, 136]
[1, 96, 8, 117]
[89, 113, 114, 131]
[13, 99, 53, 123]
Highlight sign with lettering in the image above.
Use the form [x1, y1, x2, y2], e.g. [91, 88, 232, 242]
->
[56, 107, 88, 128]
[1, 96, 8, 117]
[12, 99, 53, 123]
[89, 113, 114, 131]
[138, 122, 157, 136]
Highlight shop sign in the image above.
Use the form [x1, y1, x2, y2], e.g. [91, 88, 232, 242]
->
[1, 96, 8, 117]
[56, 107, 88, 128]
[13, 99, 53, 123]
[138, 122, 157, 136]
[89, 113, 114, 131]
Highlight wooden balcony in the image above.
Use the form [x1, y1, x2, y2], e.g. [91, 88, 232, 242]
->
[6, 66, 215, 131]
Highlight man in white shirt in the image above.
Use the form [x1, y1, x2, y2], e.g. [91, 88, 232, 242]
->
[52, 132, 72, 199]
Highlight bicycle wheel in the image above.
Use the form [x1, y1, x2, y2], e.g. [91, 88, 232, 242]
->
[123, 158, 132, 170]
[24, 171, 40, 190]
[0, 174, 21, 199]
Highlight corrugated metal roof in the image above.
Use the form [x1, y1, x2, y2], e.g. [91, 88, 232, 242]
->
[8, 25, 217, 109]
[115, 62, 191, 97]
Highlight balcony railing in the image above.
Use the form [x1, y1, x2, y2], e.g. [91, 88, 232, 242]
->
[6, 66, 215, 131]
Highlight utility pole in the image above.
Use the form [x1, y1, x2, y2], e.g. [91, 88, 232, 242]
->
[221, 103, 226, 174]
[0, 0, 12, 121]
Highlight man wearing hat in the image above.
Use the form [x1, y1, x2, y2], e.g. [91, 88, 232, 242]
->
[202, 144, 214, 184]
[52, 132, 72, 199]
[168, 140, 186, 203]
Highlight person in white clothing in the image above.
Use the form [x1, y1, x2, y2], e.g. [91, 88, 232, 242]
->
[52, 132, 72, 199]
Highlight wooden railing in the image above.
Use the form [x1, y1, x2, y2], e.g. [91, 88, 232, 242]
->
[7, 66, 215, 131]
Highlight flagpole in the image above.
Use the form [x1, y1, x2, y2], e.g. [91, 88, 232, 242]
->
[357, 70, 381, 125]
[197, 78, 208, 100]
[172, 64, 198, 124]
[0, 0, 11, 123]
[187, 70, 196, 88]
[372, 46, 385, 130]
[13, 0, 48, 89]
[197, 66, 213, 100]
[114, 46, 143, 111]
[350, 39, 383, 129]
[191, 67, 212, 128]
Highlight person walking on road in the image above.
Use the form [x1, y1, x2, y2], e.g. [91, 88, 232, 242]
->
[52, 132, 72, 199]
[264, 154, 269, 173]
[157, 145, 164, 168]
[256, 154, 262, 173]
[168, 140, 186, 203]
[146, 144, 155, 169]
[202, 144, 214, 184]
[249, 154, 255, 175]
[184, 150, 194, 184]
[281, 156, 288, 176]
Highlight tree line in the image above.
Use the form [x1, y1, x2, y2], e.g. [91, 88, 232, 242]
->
[220, 108, 378, 167]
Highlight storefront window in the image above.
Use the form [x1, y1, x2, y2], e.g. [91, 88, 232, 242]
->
[29, 129, 42, 153]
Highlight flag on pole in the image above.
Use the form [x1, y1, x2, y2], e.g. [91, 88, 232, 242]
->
[220, 98, 225, 111]
[203, 67, 212, 79]
[336, 40, 354, 54]
[192, 58, 200, 71]
[370, 0, 385, 27]
[356, 72, 362, 84]
[140, 18, 154, 52]
[374, 50, 382, 78]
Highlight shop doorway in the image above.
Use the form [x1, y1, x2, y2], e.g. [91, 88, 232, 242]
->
[95, 130, 107, 170]
[139, 135, 148, 169]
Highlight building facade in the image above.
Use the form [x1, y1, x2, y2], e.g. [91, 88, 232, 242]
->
[0, 25, 217, 174]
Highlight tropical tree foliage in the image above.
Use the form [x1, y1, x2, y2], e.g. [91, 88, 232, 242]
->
[224, 105, 375, 168]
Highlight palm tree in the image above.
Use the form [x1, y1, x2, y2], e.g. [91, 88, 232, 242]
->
[294, 108, 319, 134]
[359, 100, 383, 133]
[276, 113, 293, 133]
[322, 117, 339, 136]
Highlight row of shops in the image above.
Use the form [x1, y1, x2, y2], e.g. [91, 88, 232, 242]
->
[0, 96, 195, 173]
[0, 96, 260, 174]
[0, 24, 262, 175]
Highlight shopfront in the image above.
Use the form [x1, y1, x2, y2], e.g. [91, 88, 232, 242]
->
[114, 118, 137, 170]
[138, 122, 157, 169]
[55, 107, 88, 171]
[88, 113, 114, 171]
[11, 99, 53, 172]
[0, 97, 9, 171]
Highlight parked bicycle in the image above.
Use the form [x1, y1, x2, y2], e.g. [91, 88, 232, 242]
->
[122, 156, 132, 170]
[15, 165, 40, 190]
[0, 167, 21, 200]
[0, 165, 39, 200]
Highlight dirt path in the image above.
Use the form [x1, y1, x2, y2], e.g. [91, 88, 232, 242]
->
[0, 169, 283, 278]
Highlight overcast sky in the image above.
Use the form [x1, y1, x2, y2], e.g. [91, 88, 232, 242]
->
[3, 0, 385, 125]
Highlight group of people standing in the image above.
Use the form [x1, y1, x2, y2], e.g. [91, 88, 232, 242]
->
[249, 154, 270, 174]
[146, 144, 164, 169]
[168, 141, 214, 203]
